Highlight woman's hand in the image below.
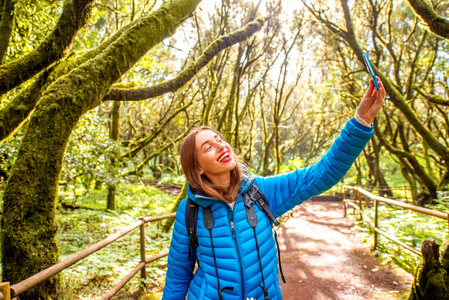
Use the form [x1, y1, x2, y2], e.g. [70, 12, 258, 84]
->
[355, 76, 385, 125]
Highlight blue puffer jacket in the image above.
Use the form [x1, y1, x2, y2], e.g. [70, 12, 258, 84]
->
[163, 119, 373, 300]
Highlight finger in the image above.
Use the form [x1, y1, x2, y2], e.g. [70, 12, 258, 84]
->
[376, 76, 383, 88]
[364, 79, 375, 99]
[376, 86, 385, 105]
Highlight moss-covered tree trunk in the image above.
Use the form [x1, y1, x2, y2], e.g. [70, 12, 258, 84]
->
[405, 0, 449, 39]
[0, 0, 201, 298]
[408, 239, 449, 300]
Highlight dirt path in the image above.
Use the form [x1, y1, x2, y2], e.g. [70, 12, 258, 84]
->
[277, 200, 413, 300]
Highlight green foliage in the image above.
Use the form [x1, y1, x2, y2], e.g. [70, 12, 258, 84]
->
[279, 157, 304, 173]
[56, 183, 177, 299]
[60, 109, 124, 200]
[0, 125, 23, 180]
[351, 199, 449, 274]
[10, 0, 61, 61]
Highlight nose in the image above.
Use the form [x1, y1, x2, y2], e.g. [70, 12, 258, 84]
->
[216, 141, 225, 151]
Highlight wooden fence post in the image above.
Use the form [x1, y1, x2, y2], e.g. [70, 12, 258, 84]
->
[139, 218, 147, 292]
[374, 199, 378, 250]
[357, 188, 362, 220]
[0, 282, 10, 300]
[343, 188, 347, 217]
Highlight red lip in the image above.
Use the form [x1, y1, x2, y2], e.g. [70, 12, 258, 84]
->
[217, 151, 230, 161]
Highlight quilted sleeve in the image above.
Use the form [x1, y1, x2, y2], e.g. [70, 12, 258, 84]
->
[255, 118, 373, 217]
[162, 198, 194, 300]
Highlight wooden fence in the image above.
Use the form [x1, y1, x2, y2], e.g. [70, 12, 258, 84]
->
[0, 213, 176, 300]
[2, 185, 448, 299]
[344, 185, 449, 256]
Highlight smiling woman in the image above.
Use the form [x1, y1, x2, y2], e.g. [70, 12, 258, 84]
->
[162, 78, 385, 300]
[180, 126, 242, 205]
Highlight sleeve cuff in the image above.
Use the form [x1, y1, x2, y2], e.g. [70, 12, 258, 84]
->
[350, 117, 373, 131]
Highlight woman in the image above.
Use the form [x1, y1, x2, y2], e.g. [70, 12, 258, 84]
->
[163, 78, 385, 300]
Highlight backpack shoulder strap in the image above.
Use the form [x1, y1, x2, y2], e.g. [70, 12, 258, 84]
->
[185, 198, 199, 262]
[245, 182, 286, 284]
[249, 183, 280, 226]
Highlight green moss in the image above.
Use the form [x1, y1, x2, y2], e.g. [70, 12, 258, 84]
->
[1, 1, 203, 298]
[408, 239, 449, 300]
[441, 240, 449, 272]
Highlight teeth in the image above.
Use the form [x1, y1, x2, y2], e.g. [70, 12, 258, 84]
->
[218, 152, 229, 162]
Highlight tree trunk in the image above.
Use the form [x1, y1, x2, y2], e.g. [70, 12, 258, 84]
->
[1, 0, 201, 297]
[107, 101, 121, 210]
[371, 136, 393, 197]
[408, 239, 449, 300]
[1, 86, 87, 298]
[0, 0, 15, 64]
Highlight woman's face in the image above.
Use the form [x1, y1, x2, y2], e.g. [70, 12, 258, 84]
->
[195, 130, 236, 180]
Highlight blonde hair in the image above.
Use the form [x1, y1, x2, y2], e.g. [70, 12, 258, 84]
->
[180, 126, 242, 203]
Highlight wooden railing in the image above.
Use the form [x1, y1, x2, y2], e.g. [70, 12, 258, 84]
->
[0, 213, 176, 300]
[344, 185, 449, 256]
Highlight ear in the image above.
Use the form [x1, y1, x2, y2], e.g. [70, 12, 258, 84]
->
[199, 168, 204, 175]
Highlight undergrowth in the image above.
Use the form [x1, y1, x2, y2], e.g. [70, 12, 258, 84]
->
[349, 198, 449, 274]
[55, 182, 178, 299]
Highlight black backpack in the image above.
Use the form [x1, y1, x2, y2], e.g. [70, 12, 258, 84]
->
[184, 182, 285, 300]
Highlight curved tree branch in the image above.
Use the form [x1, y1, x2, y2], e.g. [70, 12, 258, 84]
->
[415, 87, 449, 106]
[0, 0, 94, 96]
[0, 66, 55, 141]
[121, 121, 197, 177]
[123, 98, 196, 158]
[405, 0, 449, 39]
[103, 16, 266, 101]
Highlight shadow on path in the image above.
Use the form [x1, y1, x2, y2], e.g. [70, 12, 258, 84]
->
[278, 200, 413, 300]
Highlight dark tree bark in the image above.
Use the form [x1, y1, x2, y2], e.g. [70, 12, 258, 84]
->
[373, 118, 438, 203]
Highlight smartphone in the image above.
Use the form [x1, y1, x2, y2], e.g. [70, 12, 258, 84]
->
[362, 54, 379, 91]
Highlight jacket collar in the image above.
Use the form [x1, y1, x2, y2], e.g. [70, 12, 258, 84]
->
[186, 174, 255, 208]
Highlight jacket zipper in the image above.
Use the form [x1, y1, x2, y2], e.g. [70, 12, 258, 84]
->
[230, 208, 245, 298]
[195, 188, 254, 299]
